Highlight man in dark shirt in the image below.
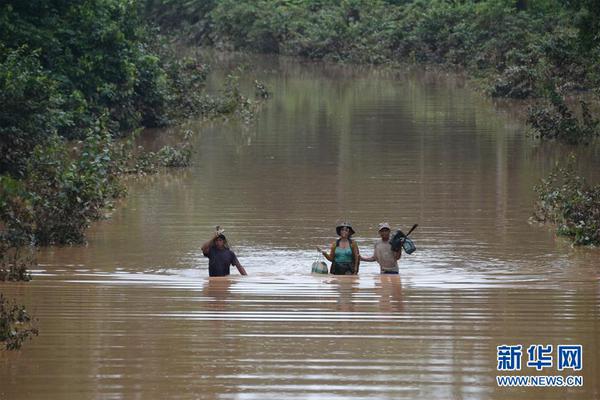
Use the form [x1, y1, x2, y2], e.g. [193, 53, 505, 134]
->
[201, 231, 247, 277]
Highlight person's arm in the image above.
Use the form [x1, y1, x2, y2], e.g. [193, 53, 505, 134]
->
[233, 257, 247, 275]
[394, 248, 402, 261]
[361, 244, 377, 262]
[352, 242, 360, 274]
[201, 232, 219, 256]
[317, 243, 336, 262]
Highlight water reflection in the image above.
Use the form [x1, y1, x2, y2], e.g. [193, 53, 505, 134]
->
[332, 276, 359, 313]
[376, 275, 404, 313]
[202, 277, 233, 310]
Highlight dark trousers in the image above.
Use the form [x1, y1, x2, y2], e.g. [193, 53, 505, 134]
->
[331, 262, 354, 275]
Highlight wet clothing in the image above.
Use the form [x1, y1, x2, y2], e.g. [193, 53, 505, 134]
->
[328, 239, 360, 275]
[330, 262, 354, 275]
[203, 245, 239, 277]
[334, 246, 353, 263]
[373, 240, 400, 273]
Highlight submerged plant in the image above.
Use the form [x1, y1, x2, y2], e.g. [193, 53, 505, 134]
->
[0, 294, 38, 350]
[533, 155, 600, 245]
[0, 241, 34, 282]
[527, 95, 600, 145]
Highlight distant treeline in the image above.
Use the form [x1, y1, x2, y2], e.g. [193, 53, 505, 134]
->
[146, 0, 600, 143]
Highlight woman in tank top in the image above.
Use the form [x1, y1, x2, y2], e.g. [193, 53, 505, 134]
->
[317, 222, 360, 275]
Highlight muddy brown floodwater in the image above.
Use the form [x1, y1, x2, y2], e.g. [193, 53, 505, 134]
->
[1, 54, 599, 400]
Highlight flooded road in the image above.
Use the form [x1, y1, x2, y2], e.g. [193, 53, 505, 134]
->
[1, 55, 599, 399]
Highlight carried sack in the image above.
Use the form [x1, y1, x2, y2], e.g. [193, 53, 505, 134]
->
[311, 261, 329, 274]
[311, 251, 329, 274]
[390, 224, 418, 254]
[401, 237, 416, 254]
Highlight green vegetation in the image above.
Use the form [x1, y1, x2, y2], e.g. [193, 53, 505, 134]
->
[534, 156, 600, 246]
[0, 242, 33, 282]
[146, 0, 600, 143]
[527, 96, 599, 145]
[0, 294, 38, 350]
[0, 1, 267, 249]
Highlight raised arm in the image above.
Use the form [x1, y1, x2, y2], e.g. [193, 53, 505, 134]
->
[201, 232, 219, 255]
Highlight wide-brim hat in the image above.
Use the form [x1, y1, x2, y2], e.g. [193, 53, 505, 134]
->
[336, 222, 355, 236]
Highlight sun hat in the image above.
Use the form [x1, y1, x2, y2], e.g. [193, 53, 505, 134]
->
[378, 222, 391, 232]
[336, 221, 356, 236]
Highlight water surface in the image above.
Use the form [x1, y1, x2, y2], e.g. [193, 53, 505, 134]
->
[1, 55, 599, 400]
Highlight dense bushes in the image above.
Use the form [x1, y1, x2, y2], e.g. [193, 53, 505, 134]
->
[0, 294, 38, 350]
[0, 121, 125, 246]
[0, 1, 269, 249]
[147, 0, 600, 144]
[534, 157, 600, 246]
[0, 1, 200, 178]
[0, 1, 167, 141]
[527, 95, 599, 144]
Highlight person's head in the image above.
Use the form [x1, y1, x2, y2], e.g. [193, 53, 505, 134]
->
[214, 234, 227, 249]
[336, 222, 355, 239]
[378, 222, 391, 241]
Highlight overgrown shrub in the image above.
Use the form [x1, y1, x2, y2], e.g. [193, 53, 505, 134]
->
[0, 119, 126, 246]
[527, 95, 599, 144]
[0, 241, 33, 282]
[534, 156, 600, 245]
[0, 1, 173, 141]
[0, 46, 69, 176]
[0, 294, 38, 350]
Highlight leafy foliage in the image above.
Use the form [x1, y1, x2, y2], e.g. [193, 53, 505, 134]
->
[0, 242, 33, 282]
[0, 1, 269, 248]
[0, 293, 38, 350]
[0, 120, 126, 246]
[527, 95, 599, 144]
[534, 156, 600, 245]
